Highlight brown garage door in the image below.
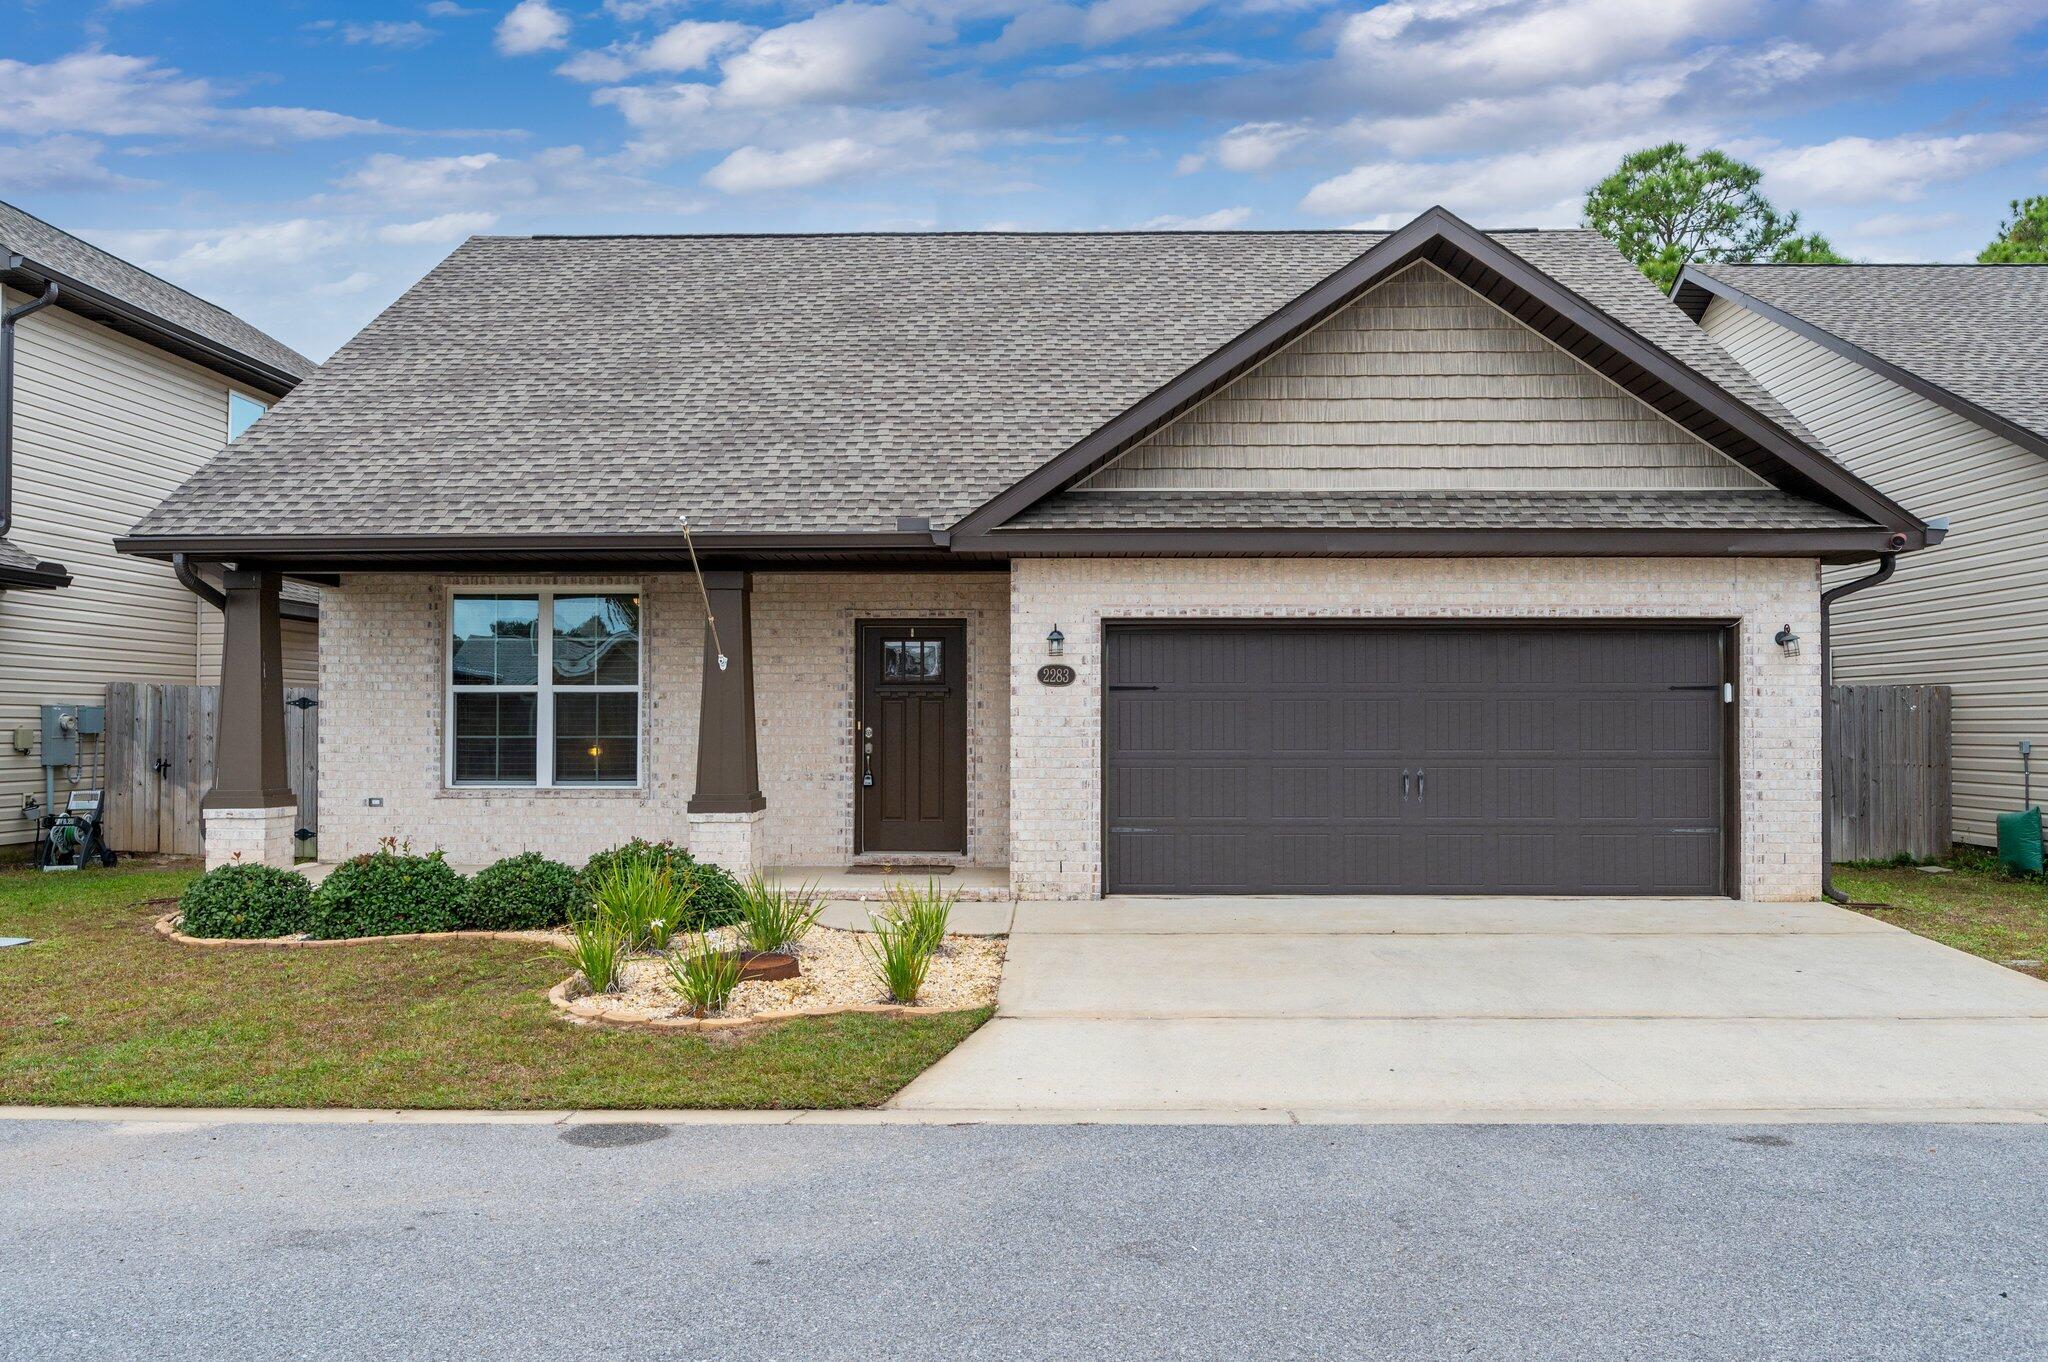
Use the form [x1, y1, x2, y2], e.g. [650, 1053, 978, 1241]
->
[1103, 623, 1732, 896]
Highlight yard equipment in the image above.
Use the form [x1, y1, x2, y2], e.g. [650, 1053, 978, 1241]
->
[27, 704, 116, 872]
[1996, 742, 2043, 876]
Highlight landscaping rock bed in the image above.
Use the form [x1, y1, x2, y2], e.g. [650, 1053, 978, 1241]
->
[557, 925, 1005, 1031]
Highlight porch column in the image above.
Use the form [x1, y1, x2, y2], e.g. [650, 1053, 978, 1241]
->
[687, 570, 765, 875]
[202, 567, 298, 869]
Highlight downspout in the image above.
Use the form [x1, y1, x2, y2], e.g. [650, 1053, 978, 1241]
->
[2, 279, 60, 537]
[173, 553, 227, 611]
[1819, 550, 1898, 903]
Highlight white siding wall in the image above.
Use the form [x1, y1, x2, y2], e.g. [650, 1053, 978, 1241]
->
[1085, 262, 1766, 492]
[1701, 294, 2048, 845]
[0, 286, 293, 847]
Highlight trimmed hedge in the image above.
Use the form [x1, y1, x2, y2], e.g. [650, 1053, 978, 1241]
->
[308, 847, 468, 939]
[463, 852, 583, 931]
[581, 839, 744, 931]
[177, 863, 315, 939]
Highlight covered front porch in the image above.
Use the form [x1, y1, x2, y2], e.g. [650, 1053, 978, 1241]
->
[197, 565, 1013, 883]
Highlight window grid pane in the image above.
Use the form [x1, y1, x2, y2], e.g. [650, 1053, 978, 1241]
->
[453, 693, 537, 784]
[553, 692, 639, 784]
[553, 594, 640, 687]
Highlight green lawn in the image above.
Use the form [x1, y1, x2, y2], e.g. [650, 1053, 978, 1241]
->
[1835, 851, 2048, 979]
[0, 862, 989, 1110]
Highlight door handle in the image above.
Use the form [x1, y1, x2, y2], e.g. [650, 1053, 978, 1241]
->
[1418, 769, 1425, 800]
[1401, 769, 1411, 799]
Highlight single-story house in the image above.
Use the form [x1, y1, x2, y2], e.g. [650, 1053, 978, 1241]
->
[118, 208, 1937, 900]
[1677, 263, 2045, 846]
[2, 199, 317, 854]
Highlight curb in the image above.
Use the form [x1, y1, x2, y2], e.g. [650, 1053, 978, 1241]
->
[155, 912, 563, 950]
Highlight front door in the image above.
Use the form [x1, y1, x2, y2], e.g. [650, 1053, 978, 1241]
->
[856, 620, 968, 855]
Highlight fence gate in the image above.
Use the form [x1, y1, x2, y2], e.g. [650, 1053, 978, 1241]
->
[104, 682, 318, 858]
[1828, 683, 1951, 863]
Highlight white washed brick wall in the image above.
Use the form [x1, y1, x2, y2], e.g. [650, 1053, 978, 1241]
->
[319, 571, 1009, 870]
[1009, 557, 1824, 902]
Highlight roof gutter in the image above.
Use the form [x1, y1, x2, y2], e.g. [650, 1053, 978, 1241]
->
[172, 553, 226, 611]
[1819, 552, 1899, 904]
[2, 277, 59, 539]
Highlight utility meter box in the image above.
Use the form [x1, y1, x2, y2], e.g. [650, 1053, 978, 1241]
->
[38, 705, 79, 768]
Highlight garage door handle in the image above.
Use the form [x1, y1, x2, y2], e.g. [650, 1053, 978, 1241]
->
[1401, 769, 1411, 798]
[1108, 684, 1159, 691]
[1417, 769, 1425, 800]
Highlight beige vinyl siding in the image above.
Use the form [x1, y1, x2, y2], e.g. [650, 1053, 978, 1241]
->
[1084, 262, 1766, 493]
[1701, 293, 2048, 845]
[0, 286, 282, 848]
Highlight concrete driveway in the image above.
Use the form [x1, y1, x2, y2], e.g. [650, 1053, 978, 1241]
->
[891, 898, 2048, 1120]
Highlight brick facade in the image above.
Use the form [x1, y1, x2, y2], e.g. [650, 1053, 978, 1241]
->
[1008, 557, 1824, 902]
[318, 571, 1009, 871]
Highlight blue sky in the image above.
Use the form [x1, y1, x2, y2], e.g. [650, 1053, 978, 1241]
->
[4, 0, 2045, 359]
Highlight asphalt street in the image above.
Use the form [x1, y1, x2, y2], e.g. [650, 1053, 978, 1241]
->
[4, 1118, 2044, 1361]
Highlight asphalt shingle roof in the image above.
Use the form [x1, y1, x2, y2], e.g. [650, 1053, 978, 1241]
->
[1, 199, 313, 382]
[1008, 489, 1873, 532]
[128, 229, 1835, 541]
[1693, 263, 2048, 449]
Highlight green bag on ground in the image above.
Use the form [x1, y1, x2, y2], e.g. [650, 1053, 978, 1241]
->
[1996, 807, 2044, 875]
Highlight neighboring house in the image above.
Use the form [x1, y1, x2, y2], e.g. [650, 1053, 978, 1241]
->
[1, 199, 317, 853]
[118, 208, 1933, 899]
[1677, 263, 2048, 847]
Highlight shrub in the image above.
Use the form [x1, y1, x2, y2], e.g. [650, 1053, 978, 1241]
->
[564, 911, 627, 995]
[589, 860, 692, 952]
[668, 935, 744, 1015]
[307, 842, 467, 939]
[581, 839, 743, 931]
[178, 862, 314, 939]
[861, 912, 935, 1005]
[462, 852, 584, 932]
[735, 876, 825, 955]
[882, 879, 955, 956]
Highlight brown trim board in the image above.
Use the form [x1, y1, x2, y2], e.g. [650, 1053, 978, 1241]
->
[949, 206, 1925, 540]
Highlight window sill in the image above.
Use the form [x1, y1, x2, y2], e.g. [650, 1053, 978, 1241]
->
[437, 785, 649, 800]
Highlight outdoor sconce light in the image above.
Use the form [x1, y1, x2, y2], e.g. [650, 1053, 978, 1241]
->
[1047, 624, 1065, 657]
[1774, 625, 1801, 656]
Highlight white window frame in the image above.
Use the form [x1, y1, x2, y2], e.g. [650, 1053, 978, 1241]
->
[444, 586, 644, 790]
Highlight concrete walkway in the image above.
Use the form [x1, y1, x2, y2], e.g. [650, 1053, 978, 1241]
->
[890, 897, 2048, 1119]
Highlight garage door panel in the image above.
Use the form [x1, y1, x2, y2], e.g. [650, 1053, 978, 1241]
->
[1104, 625, 1728, 896]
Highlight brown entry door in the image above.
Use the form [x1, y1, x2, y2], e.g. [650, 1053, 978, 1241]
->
[857, 621, 967, 854]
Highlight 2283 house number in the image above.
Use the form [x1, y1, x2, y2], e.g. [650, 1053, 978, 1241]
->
[1036, 664, 1076, 687]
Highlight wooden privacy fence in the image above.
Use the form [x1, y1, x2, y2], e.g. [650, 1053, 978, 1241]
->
[1828, 683, 1951, 862]
[103, 682, 319, 858]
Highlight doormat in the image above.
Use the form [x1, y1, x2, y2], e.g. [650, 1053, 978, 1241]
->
[844, 863, 956, 875]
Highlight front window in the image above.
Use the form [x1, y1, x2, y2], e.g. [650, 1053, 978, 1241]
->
[228, 392, 268, 441]
[448, 590, 641, 787]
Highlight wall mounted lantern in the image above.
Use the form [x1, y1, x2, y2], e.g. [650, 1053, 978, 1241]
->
[1774, 624, 1801, 656]
[1047, 624, 1065, 658]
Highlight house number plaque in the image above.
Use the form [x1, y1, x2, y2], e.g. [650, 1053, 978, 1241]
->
[1037, 664, 1076, 687]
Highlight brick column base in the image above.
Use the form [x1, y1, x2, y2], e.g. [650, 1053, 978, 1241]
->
[203, 805, 299, 870]
[687, 808, 764, 879]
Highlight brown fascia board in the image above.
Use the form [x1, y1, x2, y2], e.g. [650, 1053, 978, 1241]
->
[113, 529, 950, 565]
[949, 206, 1924, 539]
[4, 257, 301, 398]
[951, 524, 1921, 563]
[1674, 266, 2048, 465]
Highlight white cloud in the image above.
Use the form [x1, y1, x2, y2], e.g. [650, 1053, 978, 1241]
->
[426, 2, 485, 14]
[311, 271, 378, 296]
[0, 135, 153, 190]
[496, 0, 572, 56]
[1848, 210, 1966, 237]
[718, 4, 938, 109]
[1301, 138, 1637, 225]
[0, 50, 400, 143]
[1138, 206, 1253, 228]
[333, 145, 702, 218]
[377, 211, 502, 243]
[102, 219, 359, 276]
[1758, 131, 2046, 204]
[1031, 49, 1246, 77]
[704, 137, 888, 192]
[1336, 0, 1754, 98]
[1081, 0, 1209, 45]
[558, 20, 755, 83]
[1210, 121, 1312, 172]
[338, 20, 436, 49]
